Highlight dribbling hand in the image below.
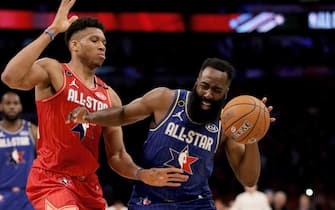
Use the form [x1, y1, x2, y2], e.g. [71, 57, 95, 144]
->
[137, 168, 189, 187]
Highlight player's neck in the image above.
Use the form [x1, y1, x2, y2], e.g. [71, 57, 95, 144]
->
[67, 62, 96, 88]
[0, 119, 23, 132]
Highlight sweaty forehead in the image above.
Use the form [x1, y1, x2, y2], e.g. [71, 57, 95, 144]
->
[199, 67, 229, 87]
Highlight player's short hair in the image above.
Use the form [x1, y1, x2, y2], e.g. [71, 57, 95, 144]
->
[64, 16, 105, 47]
[1, 91, 20, 103]
[200, 57, 235, 82]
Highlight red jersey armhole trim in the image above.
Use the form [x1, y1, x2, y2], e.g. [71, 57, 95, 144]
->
[106, 87, 112, 107]
[36, 64, 67, 103]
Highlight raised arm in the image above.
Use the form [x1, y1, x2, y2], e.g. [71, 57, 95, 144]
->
[1, 0, 78, 90]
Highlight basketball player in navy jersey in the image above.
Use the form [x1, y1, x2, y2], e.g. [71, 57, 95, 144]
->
[68, 57, 276, 210]
[0, 91, 37, 210]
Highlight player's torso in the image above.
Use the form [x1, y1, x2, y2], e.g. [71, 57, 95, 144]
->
[135, 89, 222, 202]
[0, 120, 35, 188]
[34, 64, 111, 176]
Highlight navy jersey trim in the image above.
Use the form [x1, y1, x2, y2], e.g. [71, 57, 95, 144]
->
[150, 90, 180, 132]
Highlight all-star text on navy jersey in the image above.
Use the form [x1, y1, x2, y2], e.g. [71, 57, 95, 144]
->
[129, 89, 222, 204]
[0, 120, 35, 210]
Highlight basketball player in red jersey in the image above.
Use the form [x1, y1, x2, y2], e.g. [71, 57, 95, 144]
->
[1, 0, 188, 209]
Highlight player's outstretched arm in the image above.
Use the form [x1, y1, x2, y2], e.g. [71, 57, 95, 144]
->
[67, 87, 171, 126]
[1, 0, 78, 90]
[103, 87, 188, 187]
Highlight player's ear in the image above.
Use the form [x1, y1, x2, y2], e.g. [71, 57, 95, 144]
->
[224, 88, 229, 100]
[18, 103, 23, 113]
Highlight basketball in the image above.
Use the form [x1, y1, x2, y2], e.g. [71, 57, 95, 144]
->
[221, 95, 270, 144]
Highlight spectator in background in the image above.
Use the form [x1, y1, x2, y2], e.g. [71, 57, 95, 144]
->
[297, 194, 316, 210]
[214, 198, 229, 210]
[106, 200, 128, 210]
[265, 188, 275, 205]
[271, 190, 290, 210]
[0, 91, 37, 210]
[230, 185, 271, 210]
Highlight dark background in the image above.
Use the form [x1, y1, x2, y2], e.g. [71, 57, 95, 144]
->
[1, 0, 334, 209]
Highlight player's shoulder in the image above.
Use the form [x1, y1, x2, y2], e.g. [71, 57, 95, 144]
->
[36, 57, 61, 68]
[25, 120, 37, 130]
[36, 58, 63, 77]
[148, 87, 175, 97]
[152, 86, 171, 91]
[27, 120, 37, 127]
[139, 87, 175, 106]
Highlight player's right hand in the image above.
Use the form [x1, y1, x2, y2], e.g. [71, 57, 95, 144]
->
[66, 107, 90, 124]
[138, 167, 189, 187]
[49, 0, 78, 34]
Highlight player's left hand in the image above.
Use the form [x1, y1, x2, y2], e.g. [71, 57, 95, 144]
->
[137, 167, 189, 187]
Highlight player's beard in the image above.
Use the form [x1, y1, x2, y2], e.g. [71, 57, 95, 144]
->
[188, 87, 226, 124]
[3, 112, 20, 122]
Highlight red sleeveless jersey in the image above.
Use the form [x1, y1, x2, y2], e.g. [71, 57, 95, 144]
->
[33, 64, 111, 176]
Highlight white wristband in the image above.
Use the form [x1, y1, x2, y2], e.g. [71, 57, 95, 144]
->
[135, 167, 143, 180]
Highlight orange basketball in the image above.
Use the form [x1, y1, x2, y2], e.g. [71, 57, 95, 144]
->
[221, 95, 270, 144]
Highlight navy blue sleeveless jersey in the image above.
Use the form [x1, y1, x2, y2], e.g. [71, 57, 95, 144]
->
[130, 89, 222, 205]
[0, 120, 35, 210]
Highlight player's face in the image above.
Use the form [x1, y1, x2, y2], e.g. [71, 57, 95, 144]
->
[70, 27, 106, 69]
[0, 93, 22, 122]
[188, 67, 229, 124]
